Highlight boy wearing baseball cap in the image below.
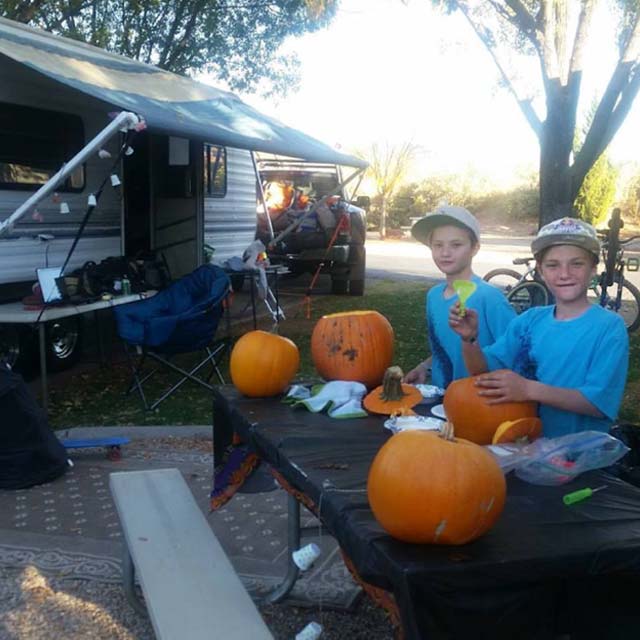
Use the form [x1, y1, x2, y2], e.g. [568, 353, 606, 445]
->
[449, 217, 629, 438]
[405, 205, 516, 389]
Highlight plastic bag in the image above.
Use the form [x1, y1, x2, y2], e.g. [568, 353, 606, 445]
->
[513, 431, 630, 486]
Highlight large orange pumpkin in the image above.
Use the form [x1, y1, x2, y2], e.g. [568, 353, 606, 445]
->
[230, 330, 299, 397]
[443, 371, 538, 445]
[310, 310, 394, 388]
[368, 427, 506, 545]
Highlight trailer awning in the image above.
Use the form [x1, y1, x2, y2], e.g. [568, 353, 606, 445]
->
[0, 17, 367, 169]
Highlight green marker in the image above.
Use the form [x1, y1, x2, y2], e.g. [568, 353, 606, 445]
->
[452, 279, 477, 317]
[562, 485, 607, 506]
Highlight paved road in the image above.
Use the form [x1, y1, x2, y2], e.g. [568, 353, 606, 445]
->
[365, 233, 640, 291]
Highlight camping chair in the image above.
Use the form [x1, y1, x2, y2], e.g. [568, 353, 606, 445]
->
[114, 264, 231, 411]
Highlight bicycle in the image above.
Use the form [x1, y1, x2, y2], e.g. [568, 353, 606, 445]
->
[483, 209, 640, 332]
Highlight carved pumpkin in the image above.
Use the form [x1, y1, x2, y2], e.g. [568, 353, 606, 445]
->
[443, 371, 538, 445]
[230, 330, 299, 397]
[368, 424, 506, 545]
[311, 310, 394, 388]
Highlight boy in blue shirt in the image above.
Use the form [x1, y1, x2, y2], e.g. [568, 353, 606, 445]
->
[449, 217, 629, 438]
[405, 206, 516, 389]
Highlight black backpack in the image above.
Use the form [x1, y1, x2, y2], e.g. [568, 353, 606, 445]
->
[0, 362, 68, 489]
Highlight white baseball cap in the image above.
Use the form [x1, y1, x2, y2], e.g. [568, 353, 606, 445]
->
[531, 217, 600, 261]
[411, 206, 481, 246]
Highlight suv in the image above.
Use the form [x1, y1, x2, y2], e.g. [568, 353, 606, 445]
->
[256, 160, 369, 295]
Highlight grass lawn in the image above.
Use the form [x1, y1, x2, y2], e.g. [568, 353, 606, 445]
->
[48, 278, 640, 429]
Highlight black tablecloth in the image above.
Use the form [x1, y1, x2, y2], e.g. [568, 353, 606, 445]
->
[212, 385, 640, 640]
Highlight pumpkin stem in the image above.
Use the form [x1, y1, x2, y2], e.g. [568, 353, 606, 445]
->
[379, 366, 408, 402]
[439, 421, 456, 442]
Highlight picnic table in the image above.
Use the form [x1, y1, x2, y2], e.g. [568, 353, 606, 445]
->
[212, 384, 640, 639]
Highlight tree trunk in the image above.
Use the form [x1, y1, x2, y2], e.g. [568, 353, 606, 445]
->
[379, 196, 387, 240]
[538, 79, 577, 226]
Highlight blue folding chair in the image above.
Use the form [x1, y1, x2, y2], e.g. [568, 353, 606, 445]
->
[114, 265, 231, 411]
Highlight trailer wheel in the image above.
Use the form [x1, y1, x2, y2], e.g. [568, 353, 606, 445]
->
[46, 318, 82, 372]
[0, 324, 33, 372]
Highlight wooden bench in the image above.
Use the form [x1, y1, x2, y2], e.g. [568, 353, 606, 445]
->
[109, 468, 273, 640]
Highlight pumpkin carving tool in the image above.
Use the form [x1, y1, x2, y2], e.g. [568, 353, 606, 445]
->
[562, 485, 607, 506]
[452, 280, 477, 316]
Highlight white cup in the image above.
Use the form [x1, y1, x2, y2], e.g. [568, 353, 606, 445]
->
[295, 621, 322, 640]
[292, 543, 321, 571]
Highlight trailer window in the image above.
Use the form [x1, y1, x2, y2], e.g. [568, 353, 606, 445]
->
[204, 145, 226, 197]
[0, 103, 85, 191]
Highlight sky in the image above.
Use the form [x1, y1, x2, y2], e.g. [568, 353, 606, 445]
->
[229, 0, 639, 187]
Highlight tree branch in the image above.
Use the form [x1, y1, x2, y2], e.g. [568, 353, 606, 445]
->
[457, 2, 542, 138]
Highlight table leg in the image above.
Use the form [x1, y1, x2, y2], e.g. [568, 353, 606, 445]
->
[38, 323, 48, 411]
[260, 493, 301, 604]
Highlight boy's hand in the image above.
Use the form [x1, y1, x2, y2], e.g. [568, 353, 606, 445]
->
[448, 301, 479, 342]
[474, 370, 531, 404]
[403, 365, 428, 384]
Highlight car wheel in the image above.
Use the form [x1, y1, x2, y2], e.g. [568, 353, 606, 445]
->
[46, 317, 82, 372]
[331, 278, 349, 295]
[349, 279, 365, 296]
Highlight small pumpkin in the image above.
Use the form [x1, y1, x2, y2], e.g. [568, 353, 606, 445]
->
[367, 422, 506, 544]
[443, 371, 538, 445]
[363, 366, 422, 415]
[492, 417, 542, 444]
[230, 330, 299, 397]
[311, 310, 394, 388]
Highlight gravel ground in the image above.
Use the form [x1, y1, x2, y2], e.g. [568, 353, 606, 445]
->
[0, 564, 395, 639]
[0, 435, 396, 639]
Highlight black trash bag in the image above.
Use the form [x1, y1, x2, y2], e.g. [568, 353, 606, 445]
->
[0, 362, 68, 489]
[610, 423, 640, 487]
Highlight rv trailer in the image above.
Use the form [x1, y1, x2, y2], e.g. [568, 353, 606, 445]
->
[0, 17, 366, 371]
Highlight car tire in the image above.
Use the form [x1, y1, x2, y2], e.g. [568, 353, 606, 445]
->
[349, 279, 365, 296]
[331, 278, 349, 295]
[45, 317, 82, 372]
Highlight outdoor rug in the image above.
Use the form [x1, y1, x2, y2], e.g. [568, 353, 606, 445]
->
[0, 439, 361, 611]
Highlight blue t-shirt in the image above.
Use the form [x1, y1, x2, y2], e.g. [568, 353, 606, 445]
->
[483, 304, 629, 438]
[427, 275, 516, 389]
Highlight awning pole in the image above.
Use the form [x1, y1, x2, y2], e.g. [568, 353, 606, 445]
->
[251, 152, 275, 240]
[0, 111, 141, 238]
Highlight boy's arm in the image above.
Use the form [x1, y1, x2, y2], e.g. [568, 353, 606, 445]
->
[448, 303, 489, 374]
[476, 371, 604, 417]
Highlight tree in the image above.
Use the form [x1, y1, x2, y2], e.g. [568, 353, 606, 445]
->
[358, 141, 419, 239]
[434, 0, 640, 225]
[0, 0, 337, 95]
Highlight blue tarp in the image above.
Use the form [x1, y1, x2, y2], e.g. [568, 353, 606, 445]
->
[0, 17, 366, 168]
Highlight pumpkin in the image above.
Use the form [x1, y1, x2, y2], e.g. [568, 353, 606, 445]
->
[363, 366, 422, 415]
[367, 423, 506, 544]
[492, 417, 542, 444]
[230, 330, 299, 397]
[443, 371, 538, 445]
[310, 310, 394, 388]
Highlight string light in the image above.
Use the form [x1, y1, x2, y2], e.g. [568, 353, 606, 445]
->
[59, 202, 70, 214]
[110, 174, 121, 187]
[124, 146, 134, 156]
[87, 194, 97, 207]
[98, 149, 112, 159]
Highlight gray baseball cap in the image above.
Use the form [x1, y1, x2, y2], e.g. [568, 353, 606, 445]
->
[411, 206, 481, 246]
[531, 217, 600, 261]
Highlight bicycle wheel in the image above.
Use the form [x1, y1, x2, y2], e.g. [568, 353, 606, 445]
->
[483, 268, 522, 293]
[588, 274, 640, 332]
[507, 281, 550, 314]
